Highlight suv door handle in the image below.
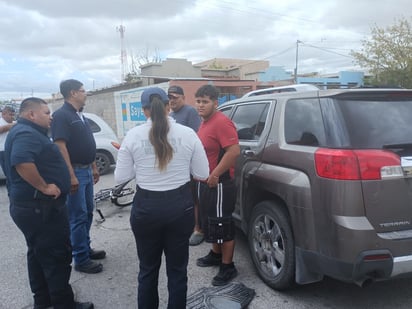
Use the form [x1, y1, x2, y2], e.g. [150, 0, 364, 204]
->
[243, 149, 256, 157]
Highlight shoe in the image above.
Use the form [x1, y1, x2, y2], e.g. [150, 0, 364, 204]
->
[33, 305, 52, 309]
[212, 263, 238, 286]
[196, 250, 222, 267]
[74, 260, 103, 274]
[75, 301, 94, 309]
[189, 231, 204, 246]
[89, 249, 106, 260]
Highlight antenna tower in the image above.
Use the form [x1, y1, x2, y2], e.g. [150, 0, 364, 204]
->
[117, 24, 128, 82]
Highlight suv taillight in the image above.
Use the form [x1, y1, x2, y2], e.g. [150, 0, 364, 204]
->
[315, 149, 401, 180]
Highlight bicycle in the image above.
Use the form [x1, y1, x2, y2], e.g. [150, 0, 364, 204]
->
[94, 178, 135, 221]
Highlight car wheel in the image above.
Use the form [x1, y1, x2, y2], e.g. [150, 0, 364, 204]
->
[248, 201, 295, 290]
[95, 151, 111, 175]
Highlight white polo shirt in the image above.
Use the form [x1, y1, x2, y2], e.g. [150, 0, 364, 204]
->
[0, 117, 11, 151]
[115, 117, 209, 191]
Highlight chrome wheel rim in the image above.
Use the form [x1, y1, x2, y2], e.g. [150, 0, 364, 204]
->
[252, 214, 285, 278]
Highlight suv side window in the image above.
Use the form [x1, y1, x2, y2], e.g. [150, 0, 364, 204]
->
[219, 106, 233, 118]
[285, 99, 325, 146]
[231, 103, 269, 140]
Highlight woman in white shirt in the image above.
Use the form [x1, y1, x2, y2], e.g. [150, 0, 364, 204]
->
[115, 87, 209, 309]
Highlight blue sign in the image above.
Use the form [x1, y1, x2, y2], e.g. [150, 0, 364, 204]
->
[129, 102, 145, 121]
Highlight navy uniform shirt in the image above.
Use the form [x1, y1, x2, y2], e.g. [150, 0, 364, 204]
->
[4, 118, 70, 201]
[51, 102, 96, 165]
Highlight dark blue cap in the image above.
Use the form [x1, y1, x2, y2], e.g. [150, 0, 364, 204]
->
[141, 87, 169, 108]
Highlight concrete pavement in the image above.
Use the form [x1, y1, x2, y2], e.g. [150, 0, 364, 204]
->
[4, 170, 412, 308]
[0, 171, 272, 309]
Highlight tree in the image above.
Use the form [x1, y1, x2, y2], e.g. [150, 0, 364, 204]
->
[351, 17, 412, 88]
[124, 46, 162, 83]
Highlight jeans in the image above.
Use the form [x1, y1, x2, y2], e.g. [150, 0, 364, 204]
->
[10, 198, 75, 309]
[130, 183, 194, 309]
[67, 167, 95, 265]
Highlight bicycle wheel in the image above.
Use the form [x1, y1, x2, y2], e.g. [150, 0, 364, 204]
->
[112, 178, 136, 207]
[94, 188, 112, 203]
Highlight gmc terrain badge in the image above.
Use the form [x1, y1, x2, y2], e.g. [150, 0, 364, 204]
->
[379, 221, 411, 228]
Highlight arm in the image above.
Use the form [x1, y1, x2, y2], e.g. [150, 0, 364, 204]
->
[54, 139, 79, 194]
[0, 123, 14, 133]
[207, 144, 240, 187]
[114, 138, 135, 184]
[15, 163, 61, 198]
[191, 137, 209, 181]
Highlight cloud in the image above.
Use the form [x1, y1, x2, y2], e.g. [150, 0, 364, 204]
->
[0, 0, 410, 99]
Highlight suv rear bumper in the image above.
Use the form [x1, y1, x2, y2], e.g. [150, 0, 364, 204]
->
[297, 248, 412, 286]
[392, 255, 412, 277]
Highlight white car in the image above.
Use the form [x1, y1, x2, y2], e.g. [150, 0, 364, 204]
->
[0, 113, 119, 180]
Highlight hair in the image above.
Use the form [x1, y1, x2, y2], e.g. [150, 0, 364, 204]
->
[1, 106, 15, 114]
[19, 97, 47, 116]
[195, 84, 220, 100]
[60, 79, 83, 99]
[144, 95, 173, 171]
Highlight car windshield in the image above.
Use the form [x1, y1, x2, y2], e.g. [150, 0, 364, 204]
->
[337, 96, 412, 150]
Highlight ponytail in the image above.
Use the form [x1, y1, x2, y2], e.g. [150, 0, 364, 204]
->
[148, 97, 173, 171]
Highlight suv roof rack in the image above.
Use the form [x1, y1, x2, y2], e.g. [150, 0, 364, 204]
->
[242, 84, 319, 97]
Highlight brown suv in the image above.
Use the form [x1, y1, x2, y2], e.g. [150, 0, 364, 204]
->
[218, 88, 412, 290]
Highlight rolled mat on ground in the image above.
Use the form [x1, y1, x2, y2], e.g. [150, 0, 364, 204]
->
[186, 282, 255, 309]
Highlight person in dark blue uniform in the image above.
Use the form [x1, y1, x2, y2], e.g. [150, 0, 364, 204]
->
[51, 79, 105, 274]
[4, 97, 93, 309]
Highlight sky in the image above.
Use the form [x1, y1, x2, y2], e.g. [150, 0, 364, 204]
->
[0, 0, 411, 100]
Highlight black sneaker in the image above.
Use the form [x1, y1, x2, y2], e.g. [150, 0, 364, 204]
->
[89, 249, 106, 260]
[75, 301, 94, 309]
[74, 260, 103, 274]
[212, 263, 238, 286]
[196, 250, 222, 267]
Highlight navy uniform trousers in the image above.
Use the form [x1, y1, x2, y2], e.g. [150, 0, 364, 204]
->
[10, 198, 74, 309]
[130, 182, 194, 309]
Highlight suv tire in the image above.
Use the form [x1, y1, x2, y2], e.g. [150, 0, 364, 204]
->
[248, 201, 295, 290]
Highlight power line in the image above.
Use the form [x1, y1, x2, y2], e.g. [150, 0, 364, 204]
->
[262, 45, 296, 60]
[194, 0, 318, 25]
[300, 42, 354, 59]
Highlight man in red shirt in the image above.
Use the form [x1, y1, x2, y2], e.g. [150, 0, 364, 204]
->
[194, 84, 240, 286]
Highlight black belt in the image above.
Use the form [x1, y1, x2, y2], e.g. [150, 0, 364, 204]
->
[72, 163, 91, 169]
[137, 182, 190, 199]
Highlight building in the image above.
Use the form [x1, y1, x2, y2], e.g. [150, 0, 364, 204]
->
[49, 58, 365, 140]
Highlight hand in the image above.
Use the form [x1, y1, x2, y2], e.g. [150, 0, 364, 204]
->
[70, 176, 79, 194]
[42, 183, 61, 199]
[206, 175, 219, 188]
[92, 168, 100, 184]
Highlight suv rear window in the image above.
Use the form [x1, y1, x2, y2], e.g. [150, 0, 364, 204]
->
[337, 98, 412, 149]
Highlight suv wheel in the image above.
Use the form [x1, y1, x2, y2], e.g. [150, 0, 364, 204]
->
[248, 201, 295, 290]
[95, 151, 111, 175]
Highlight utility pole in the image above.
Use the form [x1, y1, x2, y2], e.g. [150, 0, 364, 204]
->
[294, 40, 301, 84]
[117, 24, 128, 82]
